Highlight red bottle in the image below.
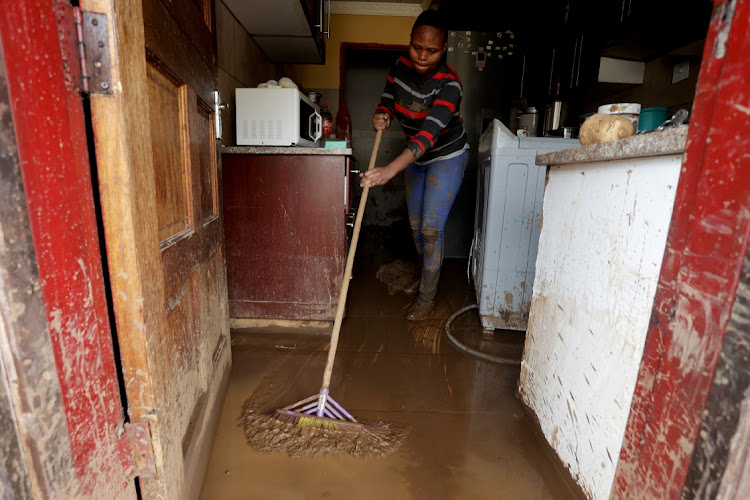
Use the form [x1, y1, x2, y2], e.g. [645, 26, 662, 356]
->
[320, 104, 334, 139]
[335, 99, 352, 142]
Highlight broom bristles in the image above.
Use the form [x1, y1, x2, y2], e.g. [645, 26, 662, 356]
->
[272, 408, 365, 433]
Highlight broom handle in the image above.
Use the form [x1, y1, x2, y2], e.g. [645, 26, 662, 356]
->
[321, 129, 382, 391]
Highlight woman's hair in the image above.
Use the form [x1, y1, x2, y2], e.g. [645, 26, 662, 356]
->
[411, 10, 448, 44]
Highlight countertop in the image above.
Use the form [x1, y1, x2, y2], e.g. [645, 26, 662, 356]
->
[222, 146, 353, 156]
[536, 126, 688, 166]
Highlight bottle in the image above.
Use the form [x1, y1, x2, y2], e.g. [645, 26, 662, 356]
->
[320, 104, 334, 139]
[335, 100, 352, 143]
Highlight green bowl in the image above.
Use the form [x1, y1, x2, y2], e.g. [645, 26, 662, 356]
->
[638, 107, 670, 131]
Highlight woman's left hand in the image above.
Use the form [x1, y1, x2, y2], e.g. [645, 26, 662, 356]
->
[360, 166, 395, 188]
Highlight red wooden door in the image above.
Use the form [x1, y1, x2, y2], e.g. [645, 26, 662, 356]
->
[0, 1, 135, 498]
[82, 0, 231, 498]
[612, 0, 750, 497]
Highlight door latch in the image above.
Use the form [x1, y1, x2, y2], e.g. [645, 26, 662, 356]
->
[213, 91, 229, 140]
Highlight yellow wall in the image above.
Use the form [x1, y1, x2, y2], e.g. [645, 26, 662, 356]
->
[292, 14, 416, 89]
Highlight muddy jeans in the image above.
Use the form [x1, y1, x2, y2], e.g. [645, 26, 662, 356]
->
[404, 151, 468, 300]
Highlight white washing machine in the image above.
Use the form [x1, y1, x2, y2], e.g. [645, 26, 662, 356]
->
[471, 120, 579, 331]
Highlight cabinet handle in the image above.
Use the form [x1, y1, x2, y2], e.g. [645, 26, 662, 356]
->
[315, 0, 323, 30]
[570, 38, 579, 89]
[576, 35, 584, 87]
[346, 212, 355, 228]
[350, 169, 361, 175]
[323, 0, 331, 39]
[548, 48, 556, 96]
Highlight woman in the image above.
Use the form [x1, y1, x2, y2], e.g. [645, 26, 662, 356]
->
[360, 10, 469, 321]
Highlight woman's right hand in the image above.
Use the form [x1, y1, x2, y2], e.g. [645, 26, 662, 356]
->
[372, 113, 391, 131]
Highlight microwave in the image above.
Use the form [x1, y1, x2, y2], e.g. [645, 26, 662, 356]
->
[235, 88, 321, 147]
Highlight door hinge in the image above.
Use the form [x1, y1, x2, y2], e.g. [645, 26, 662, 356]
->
[55, 3, 112, 95]
[117, 422, 157, 481]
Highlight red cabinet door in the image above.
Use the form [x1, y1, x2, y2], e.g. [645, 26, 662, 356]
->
[223, 154, 348, 322]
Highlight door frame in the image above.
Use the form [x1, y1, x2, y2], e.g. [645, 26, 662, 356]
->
[613, 0, 750, 496]
[0, 0, 135, 497]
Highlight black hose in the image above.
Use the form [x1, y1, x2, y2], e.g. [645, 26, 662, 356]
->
[444, 304, 522, 366]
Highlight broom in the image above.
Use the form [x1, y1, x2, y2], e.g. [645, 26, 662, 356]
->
[273, 130, 383, 433]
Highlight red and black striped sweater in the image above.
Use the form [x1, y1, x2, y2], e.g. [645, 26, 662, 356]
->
[376, 56, 469, 165]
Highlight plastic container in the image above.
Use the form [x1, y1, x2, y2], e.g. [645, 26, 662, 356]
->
[335, 102, 352, 142]
[579, 112, 595, 127]
[598, 103, 641, 129]
[638, 107, 670, 131]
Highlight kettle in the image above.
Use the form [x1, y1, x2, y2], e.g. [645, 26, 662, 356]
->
[517, 107, 538, 136]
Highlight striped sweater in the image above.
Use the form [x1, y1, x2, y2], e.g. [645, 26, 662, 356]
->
[376, 56, 468, 165]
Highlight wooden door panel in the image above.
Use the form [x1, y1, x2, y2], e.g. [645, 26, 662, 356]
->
[147, 64, 190, 242]
[196, 105, 217, 221]
[164, 293, 196, 374]
[162, 222, 222, 297]
[156, 0, 215, 67]
[198, 250, 229, 378]
[143, 0, 215, 105]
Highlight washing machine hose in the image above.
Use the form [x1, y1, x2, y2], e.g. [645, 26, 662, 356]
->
[444, 305, 522, 366]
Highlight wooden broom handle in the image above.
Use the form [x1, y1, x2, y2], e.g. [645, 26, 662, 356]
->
[321, 130, 383, 390]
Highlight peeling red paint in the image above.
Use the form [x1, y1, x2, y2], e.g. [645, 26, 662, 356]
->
[0, 1, 131, 497]
[613, 0, 750, 497]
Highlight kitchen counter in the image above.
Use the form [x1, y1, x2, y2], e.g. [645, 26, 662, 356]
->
[520, 133, 687, 499]
[536, 126, 688, 166]
[222, 146, 353, 155]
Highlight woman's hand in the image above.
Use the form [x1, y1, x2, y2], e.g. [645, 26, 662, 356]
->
[360, 165, 396, 188]
[372, 112, 391, 131]
[360, 148, 416, 188]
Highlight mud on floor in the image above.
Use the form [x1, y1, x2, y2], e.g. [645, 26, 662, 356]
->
[375, 258, 418, 295]
[239, 402, 408, 459]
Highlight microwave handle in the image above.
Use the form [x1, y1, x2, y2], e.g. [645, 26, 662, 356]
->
[309, 111, 322, 142]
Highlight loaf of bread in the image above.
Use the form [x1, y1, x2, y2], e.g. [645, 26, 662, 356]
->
[579, 113, 635, 145]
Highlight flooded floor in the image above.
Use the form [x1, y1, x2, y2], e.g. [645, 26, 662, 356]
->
[200, 231, 579, 499]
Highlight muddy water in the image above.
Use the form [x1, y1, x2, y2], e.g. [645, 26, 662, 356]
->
[200, 260, 579, 499]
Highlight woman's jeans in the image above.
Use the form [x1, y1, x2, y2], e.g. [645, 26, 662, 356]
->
[404, 151, 468, 301]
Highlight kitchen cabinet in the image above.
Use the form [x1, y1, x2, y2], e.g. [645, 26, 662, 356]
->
[523, 32, 600, 104]
[597, 0, 712, 60]
[520, 127, 688, 499]
[564, 32, 602, 94]
[222, 148, 353, 324]
[223, 0, 328, 63]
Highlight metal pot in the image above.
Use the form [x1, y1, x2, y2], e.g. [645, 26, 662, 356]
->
[517, 107, 539, 136]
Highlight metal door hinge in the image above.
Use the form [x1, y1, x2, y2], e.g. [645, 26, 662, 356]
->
[55, 3, 112, 95]
[117, 422, 156, 481]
